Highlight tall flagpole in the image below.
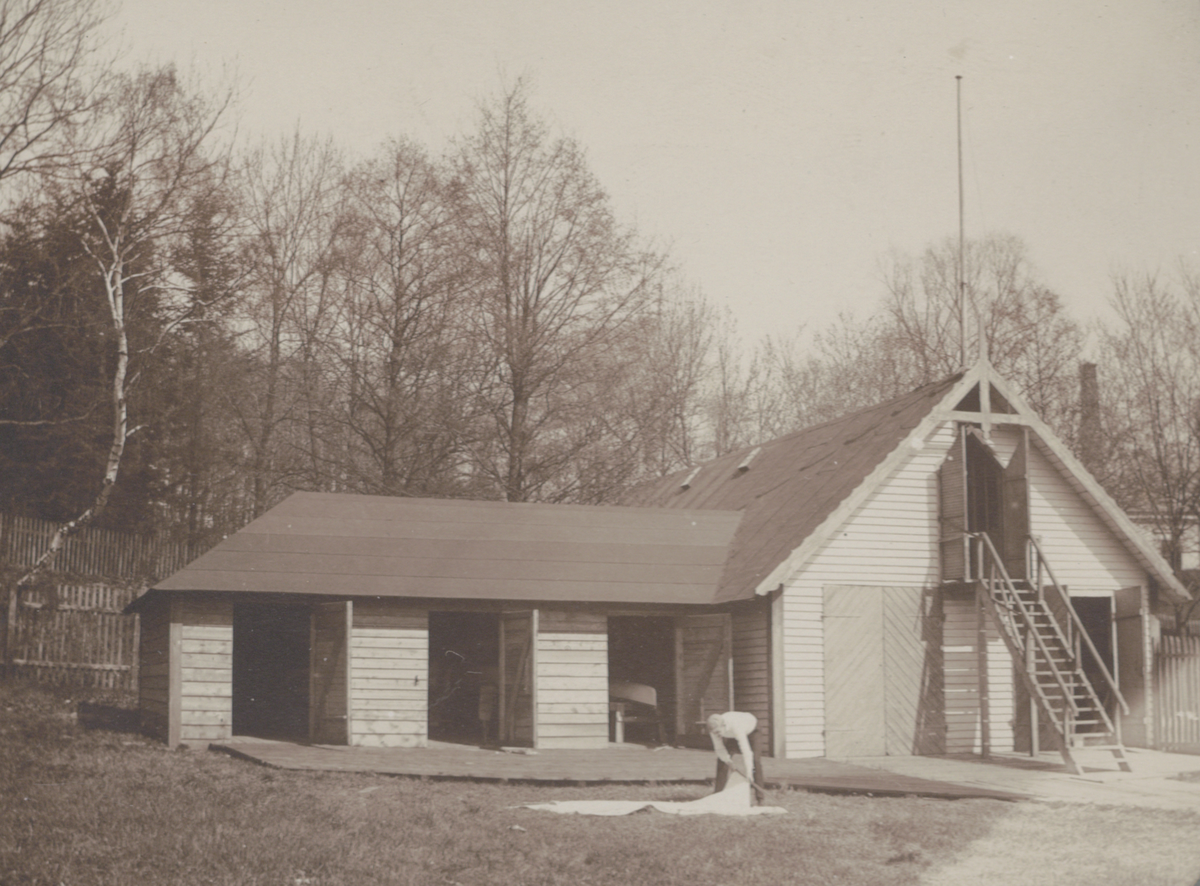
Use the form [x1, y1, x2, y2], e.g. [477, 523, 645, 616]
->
[956, 75, 966, 370]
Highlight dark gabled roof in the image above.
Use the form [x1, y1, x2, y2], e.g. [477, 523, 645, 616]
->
[136, 492, 742, 608]
[628, 375, 965, 603]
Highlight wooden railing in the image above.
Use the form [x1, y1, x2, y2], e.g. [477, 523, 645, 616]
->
[1027, 534, 1128, 718]
[971, 531, 1128, 756]
[972, 533, 1080, 732]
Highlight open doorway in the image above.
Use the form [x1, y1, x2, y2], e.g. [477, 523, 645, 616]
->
[232, 602, 310, 740]
[608, 616, 675, 744]
[1073, 596, 1116, 717]
[427, 611, 500, 745]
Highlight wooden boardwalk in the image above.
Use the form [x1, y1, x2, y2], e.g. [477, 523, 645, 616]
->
[209, 738, 1028, 801]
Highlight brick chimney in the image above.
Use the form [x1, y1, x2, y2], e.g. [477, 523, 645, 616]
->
[1078, 362, 1103, 475]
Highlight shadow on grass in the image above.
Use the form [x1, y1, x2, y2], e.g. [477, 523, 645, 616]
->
[77, 701, 140, 733]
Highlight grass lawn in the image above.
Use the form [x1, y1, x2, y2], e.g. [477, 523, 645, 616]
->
[2, 680, 1198, 886]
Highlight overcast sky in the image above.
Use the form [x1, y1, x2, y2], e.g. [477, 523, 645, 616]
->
[107, 0, 1200, 345]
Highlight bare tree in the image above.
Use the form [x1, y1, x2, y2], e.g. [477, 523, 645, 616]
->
[331, 138, 477, 497]
[757, 234, 1085, 434]
[452, 82, 662, 502]
[0, 0, 108, 186]
[697, 308, 768, 458]
[1098, 267, 1200, 614]
[620, 282, 716, 476]
[233, 130, 345, 514]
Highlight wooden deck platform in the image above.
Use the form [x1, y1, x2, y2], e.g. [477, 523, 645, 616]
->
[209, 738, 1028, 802]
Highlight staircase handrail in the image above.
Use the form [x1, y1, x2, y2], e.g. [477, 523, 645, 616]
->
[1027, 534, 1130, 717]
[972, 532, 1079, 716]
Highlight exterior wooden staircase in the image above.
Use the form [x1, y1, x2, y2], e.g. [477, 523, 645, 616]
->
[972, 532, 1132, 776]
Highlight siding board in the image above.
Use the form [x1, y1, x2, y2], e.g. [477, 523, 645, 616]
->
[349, 604, 428, 748]
[176, 596, 232, 746]
[535, 609, 607, 749]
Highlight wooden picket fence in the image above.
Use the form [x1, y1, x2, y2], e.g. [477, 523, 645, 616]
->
[8, 584, 141, 691]
[0, 513, 195, 580]
[1154, 634, 1200, 751]
[2, 513, 201, 693]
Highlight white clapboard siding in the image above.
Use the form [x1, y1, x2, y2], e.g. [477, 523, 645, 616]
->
[1019, 429, 1145, 594]
[779, 422, 957, 757]
[350, 607, 428, 748]
[177, 598, 233, 745]
[535, 610, 608, 749]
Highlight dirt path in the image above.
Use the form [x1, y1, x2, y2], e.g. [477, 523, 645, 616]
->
[919, 803, 1200, 886]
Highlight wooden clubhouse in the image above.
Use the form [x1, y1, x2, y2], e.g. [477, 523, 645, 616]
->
[128, 361, 1189, 773]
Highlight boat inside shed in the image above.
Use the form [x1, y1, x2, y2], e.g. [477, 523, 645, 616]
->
[607, 615, 676, 744]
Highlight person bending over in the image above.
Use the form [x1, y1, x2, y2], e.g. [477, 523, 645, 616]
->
[706, 711, 764, 799]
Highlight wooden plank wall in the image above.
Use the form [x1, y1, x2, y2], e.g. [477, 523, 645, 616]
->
[780, 422, 958, 757]
[351, 601, 428, 748]
[137, 595, 170, 742]
[536, 610, 608, 749]
[986, 626, 1014, 753]
[675, 613, 732, 741]
[732, 600, 771, 752]
[942, 596, 979, 753]
[176, 597, 233, 746]
[942, 594, 1012, 753]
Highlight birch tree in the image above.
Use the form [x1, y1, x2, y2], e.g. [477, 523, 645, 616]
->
[10, 64, 231, 591]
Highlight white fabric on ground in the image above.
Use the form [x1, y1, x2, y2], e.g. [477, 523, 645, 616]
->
[518, 768, 787, 817]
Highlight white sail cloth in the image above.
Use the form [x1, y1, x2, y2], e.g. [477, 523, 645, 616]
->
[518, 766, 787, 817]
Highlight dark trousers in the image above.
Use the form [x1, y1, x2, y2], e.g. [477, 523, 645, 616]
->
[712, 730, 765, 801]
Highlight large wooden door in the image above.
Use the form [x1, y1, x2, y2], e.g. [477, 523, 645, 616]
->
[824, 586, 944, 757]
[310, 601, 352, 745]
[499, 610, 537, 746]
[824, 586, 886, 756]
[674, 613, 733, 741]
[1114, 586, 1150, 747]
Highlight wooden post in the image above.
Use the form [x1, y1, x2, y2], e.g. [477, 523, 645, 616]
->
[977, 585, 990, 759]
[770, 588, 786, 759]
[167, 598, 182, 749]
[1027, 628, 1039, 756]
